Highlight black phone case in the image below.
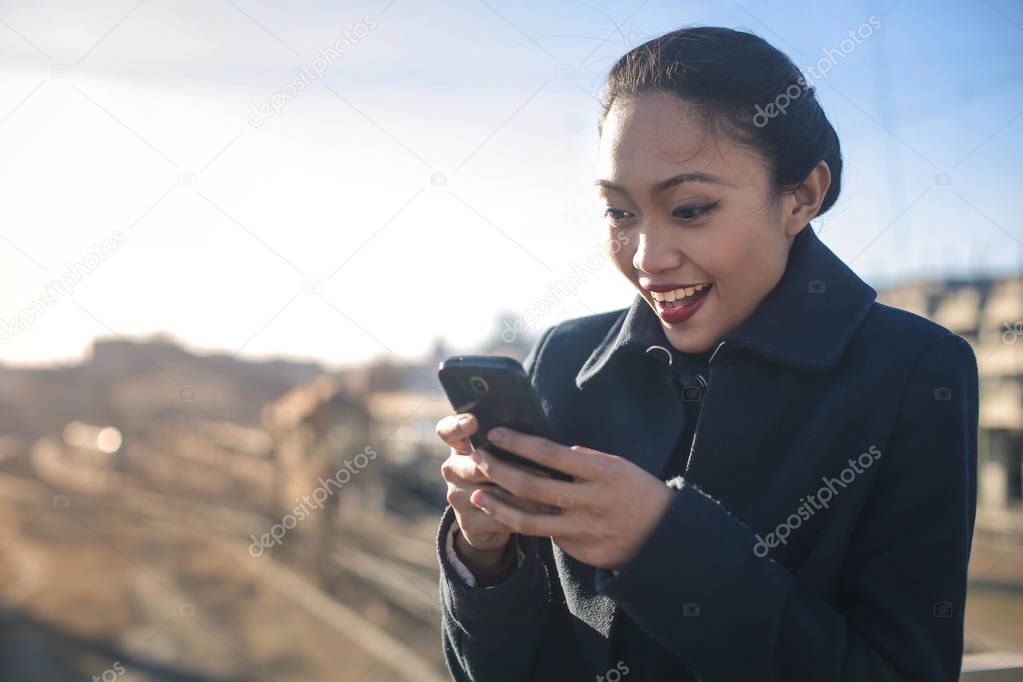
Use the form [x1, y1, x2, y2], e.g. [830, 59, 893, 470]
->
[438, 355, 573, 482]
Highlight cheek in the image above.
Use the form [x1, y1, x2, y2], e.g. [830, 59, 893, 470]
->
[702, 237, 761, 300]
[605, 233, 635, 276]
[710, 234, 785, 304]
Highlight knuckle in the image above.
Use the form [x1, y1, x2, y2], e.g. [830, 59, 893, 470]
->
[445, 485, 461, 507]
[464, 464, 484, 484]
[475, 459, 493, 481]
[440, 459, 455, 481]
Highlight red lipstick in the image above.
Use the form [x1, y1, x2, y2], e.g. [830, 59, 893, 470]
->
[646, 283, 713, 324]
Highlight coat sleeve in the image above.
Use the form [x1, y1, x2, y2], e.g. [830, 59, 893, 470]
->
[436, 325, 585, 681]
[592, 331, 979, 681]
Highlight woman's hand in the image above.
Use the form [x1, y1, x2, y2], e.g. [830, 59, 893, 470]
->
[467, 426, 674, 571]
[436, 414, 561, 565]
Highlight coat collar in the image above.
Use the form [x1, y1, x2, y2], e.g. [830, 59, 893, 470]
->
[575, 225, 877, 389]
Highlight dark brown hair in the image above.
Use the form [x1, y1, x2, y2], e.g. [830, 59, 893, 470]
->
[599, 26, 843, 217]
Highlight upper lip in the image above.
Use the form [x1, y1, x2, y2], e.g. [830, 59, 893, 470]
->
[641, 281, 712, 293]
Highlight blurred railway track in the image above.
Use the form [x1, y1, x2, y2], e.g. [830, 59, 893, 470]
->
[12, 430, 448, 682]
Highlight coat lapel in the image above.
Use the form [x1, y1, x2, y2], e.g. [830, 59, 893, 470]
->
[554, 334, 689, 674]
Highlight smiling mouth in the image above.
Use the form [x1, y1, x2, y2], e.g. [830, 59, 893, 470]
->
[651, 283, 713, 310]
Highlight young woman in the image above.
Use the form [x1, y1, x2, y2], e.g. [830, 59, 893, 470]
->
[435, 26, 978, 682]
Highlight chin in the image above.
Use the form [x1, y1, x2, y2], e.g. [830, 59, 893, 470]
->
[663, 326, 714, 354]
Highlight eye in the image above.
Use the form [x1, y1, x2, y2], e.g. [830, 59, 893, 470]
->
[603, 207, 633, 225]
[673, 203, 717, 221]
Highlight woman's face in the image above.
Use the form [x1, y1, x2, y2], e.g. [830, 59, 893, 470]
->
[597, 90, 825, 354]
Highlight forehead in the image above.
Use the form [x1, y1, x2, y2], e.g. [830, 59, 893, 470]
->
[597, 90, 763, 189]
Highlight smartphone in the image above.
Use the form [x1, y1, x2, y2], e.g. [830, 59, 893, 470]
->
[438, 355, 573, 482]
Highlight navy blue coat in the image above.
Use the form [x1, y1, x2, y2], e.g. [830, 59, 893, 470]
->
[436, 225, 979, 681]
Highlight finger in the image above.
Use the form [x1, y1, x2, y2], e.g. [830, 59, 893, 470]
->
[486, 428, 605, 480]
[441, 455, 489, 485]
[436, 413, 477, 454]
[450, 493, 517, 540]
[485, 485, 562, 515]
[445, 466, 560, 514]
[471, 488, 578, 537]
[472, 449, 578, 510]
[446, 482, 501, 515]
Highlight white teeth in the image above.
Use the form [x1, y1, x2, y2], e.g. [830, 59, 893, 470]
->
[650, 283, 710, 302]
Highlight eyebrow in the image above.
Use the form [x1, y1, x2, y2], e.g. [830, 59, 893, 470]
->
[594, 171, 730, 195]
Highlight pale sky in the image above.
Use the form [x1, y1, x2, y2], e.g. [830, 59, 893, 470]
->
[1, 0, 1021, 367]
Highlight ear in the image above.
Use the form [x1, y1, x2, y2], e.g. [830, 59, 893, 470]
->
[785, 160, 831, 237]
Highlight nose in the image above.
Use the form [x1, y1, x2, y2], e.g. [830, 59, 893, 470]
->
[632, 227, 682, 274]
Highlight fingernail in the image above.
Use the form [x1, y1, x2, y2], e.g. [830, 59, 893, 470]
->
[457, 415, 471, 428]
[489, 427, 504, 443]
[474, 493, 489, 510]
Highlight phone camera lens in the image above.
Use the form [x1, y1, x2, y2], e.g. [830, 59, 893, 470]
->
[469, 376, 489, 394]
